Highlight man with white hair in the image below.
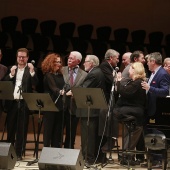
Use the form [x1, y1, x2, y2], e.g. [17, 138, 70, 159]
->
[62, 51, 87, 149]
[77, 55, 106, 167]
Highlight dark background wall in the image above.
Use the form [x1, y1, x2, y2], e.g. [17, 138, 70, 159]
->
[0, 0, 170, 43]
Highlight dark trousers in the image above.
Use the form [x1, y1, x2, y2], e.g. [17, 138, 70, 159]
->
[64, 109, 79, 149]
[80, 117, 100, 163]
[7, 100, 29, 156]
[43, 111, 63, 147]
[136, 132, 145, 159]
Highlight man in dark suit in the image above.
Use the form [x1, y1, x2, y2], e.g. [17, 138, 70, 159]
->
[77, 55, 106, 167]
[141, 52, 170, 166]
[4, 48, 38, 160]
[62, 51, 87, 149]
[0, 49, 7, 80]
[100, 49, 120, 103]
[99, 49, 120, 152]
[0, 49, 8, 118]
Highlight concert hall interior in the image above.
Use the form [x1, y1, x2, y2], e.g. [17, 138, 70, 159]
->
[0, 0, 170, 170]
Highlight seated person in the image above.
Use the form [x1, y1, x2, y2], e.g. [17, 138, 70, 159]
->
[113, 62, 147, 165]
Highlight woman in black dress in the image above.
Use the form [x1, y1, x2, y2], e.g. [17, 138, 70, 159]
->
[41, 53, 65, 147]
[113, 62, 147, 165]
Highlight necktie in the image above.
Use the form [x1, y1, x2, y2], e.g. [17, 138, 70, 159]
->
[70, 69, 74, 86]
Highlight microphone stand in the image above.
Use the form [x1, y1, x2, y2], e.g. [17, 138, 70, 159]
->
[102, 71, 118, 168]
[55, 84, 68, 148]
[16, 84, 24, 157]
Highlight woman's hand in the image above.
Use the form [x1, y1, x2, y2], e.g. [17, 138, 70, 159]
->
[116, 72, 122, 81]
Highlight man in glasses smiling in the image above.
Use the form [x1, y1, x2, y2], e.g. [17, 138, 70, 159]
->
[4, 48, 38, 161]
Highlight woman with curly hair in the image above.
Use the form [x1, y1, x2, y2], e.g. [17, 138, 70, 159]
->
[41, 53, 65, 147]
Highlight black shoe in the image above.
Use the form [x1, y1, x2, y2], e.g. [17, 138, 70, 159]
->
[17, 156, 23, 161]
[84, 160, 94, 168]
[97, 153, 108, 164]
[135, 158, 144, 164]
[120, 159, 140, 166]
[101, 138, 115, 152]
[141, 160, 162, 168]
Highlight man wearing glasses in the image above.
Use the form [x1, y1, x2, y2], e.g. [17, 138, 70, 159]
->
[4, 48, 38, 161]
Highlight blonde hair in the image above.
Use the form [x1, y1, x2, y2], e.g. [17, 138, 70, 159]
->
[131, 62, 146, 80]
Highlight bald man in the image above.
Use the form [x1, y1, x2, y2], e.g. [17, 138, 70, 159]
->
[122, 52, 131, 68]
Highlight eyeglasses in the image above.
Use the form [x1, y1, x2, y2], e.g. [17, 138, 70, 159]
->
[17, 56, 27, 59]
[84, 60, 91, 63]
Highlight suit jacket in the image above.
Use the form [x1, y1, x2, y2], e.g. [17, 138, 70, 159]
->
[0, 64, 7, 80]
[147, 66, 170, 116]
[62, 66, 87, 114]
[4, 66, 38, 109]
[99, 60, 114, 103]
[77, 66, 107, 117]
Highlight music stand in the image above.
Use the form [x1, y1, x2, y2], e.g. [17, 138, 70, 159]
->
[0, 81, 14, 141]
[0, 81, 14, 100]
[72, 87, 107, 169]
[22, 93, 58, 166]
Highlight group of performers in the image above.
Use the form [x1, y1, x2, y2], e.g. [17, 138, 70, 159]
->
[0, 47, 170, 168]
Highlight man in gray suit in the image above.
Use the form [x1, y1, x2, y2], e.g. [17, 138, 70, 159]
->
[62, 51, 87, 149]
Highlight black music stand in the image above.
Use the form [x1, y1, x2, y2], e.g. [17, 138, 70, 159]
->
[0, 81, 14, 100]
[0, 81, 14, 141]
[22, 93, 58, 166]
[72, 87, 107, 169]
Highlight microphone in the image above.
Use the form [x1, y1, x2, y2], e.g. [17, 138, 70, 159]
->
[115, 67, 119, 72]
[31, 60, 35, 65]
[17, 85, 22, 93]
[112, 67, 119, 78]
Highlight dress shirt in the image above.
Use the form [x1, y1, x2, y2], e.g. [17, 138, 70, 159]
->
[147, 66, 161, 94]
[13, 67, 25, 99]
[69, 66, 79, 83]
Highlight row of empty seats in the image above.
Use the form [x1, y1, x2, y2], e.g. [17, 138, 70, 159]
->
[0, 16, 170, 67]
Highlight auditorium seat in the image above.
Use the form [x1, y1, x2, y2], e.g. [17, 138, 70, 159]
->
[53, 22, 76, 57]
[113, 28, 129, 44]
[21, 18, 39, 35]
[1, 16, 19, 51]
[91, 26, 112, 62]
[0, 31, 8, 48]
[110, 28, 129, 66]
[77, 24, 94, 40]
[164, 34, 170, 57]
[11, 31, 29, 51]
[146, 31, 164, 54]
[128, 29, 146, 52]
[59, 22, 76, 39]
[40, 20, 57, 51]
[96, 26, 112, 42]
[29, 33, 50, 66]
[40, 20, 57, 37]
[1, 16, 18, 34]
[71, 24, 94, 57]
[21, 18, 39, 51]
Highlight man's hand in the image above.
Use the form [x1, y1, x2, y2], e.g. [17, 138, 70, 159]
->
[66, 90, 73, 96]
[27, 63, 34, 73]
[10, 65, 17, 76]
[141, 81, 150, 91]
